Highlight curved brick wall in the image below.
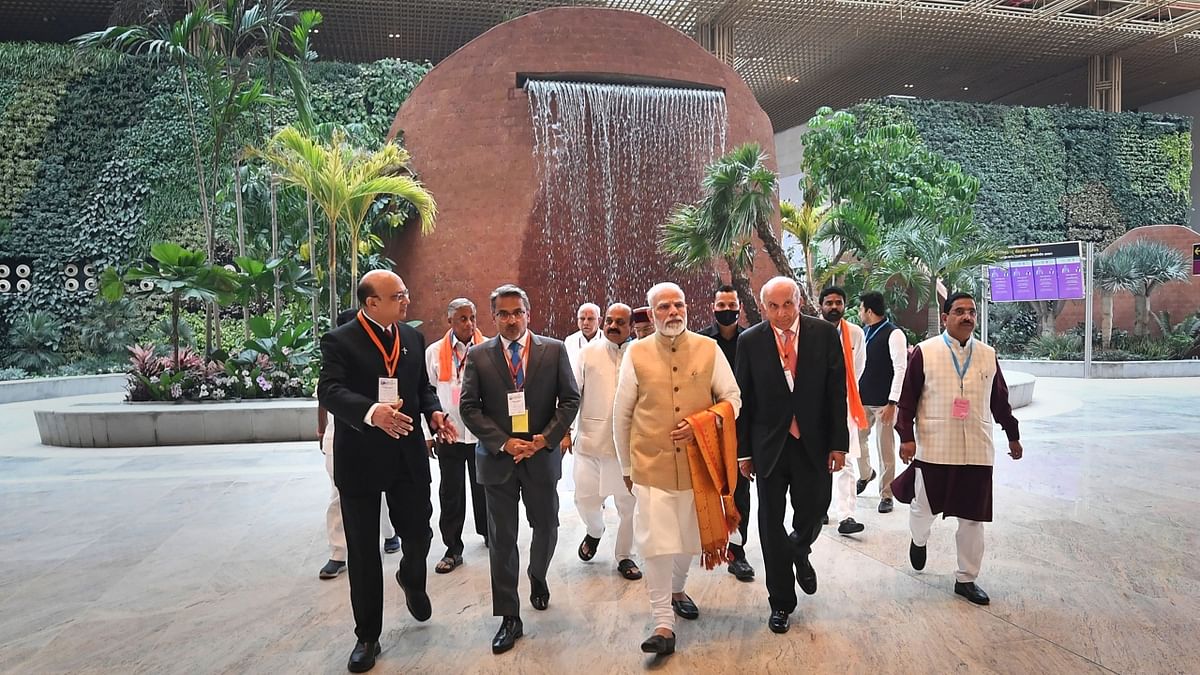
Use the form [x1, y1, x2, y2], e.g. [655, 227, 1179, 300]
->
[385, 7, 777, 339]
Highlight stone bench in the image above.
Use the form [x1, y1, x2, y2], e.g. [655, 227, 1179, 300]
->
[34, 399, 317, 448]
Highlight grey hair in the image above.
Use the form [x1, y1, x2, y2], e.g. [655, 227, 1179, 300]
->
[490, 284, 531, 313]
[760, 276, 802, 305]
[446, 297, 476, 317]
[646, 281, 685, 308]
[576, 302, 600, 317]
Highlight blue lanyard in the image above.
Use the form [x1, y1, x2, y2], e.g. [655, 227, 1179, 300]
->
[864, 320, 890, 345]
[941, 331, 973, 391]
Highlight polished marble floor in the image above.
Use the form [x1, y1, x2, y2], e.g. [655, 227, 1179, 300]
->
[1, 377, 1197, 674]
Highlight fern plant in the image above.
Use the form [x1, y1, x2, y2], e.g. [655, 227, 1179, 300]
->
[4, 311, 66, 373]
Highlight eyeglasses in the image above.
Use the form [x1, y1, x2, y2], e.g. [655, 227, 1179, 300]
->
[949, 308, 977, 317]
[372, 290, 410, 302]
[496, 309, 527, 320]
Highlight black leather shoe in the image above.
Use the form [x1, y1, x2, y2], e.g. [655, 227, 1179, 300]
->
[529, 575, 550, 611]
[837, 517, 865, 535]
[395, 569, 431, 621]
[640, 632, 676, 655]
[768, 609, 790, 634]
[347, 640, 380, 673]
[878, 497, 894, 513]
[383, 536, 400, 554]
[856, 469, 877, 495]
[795, 559, 817, 595]
[909, 540, 927, 571]
[491, 616, 523, 654]
[954, 581, 990, 605]
[727, 558, 755, 581]
[671, 594, 699, 620]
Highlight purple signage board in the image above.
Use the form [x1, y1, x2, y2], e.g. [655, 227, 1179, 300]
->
[989, 263, 1013, 302]
[1056, 257, 1084, 298]
[1009, 261, 1037, 301]
[1033, 260, 1059, 299]
[1193, 243, 1200, 276]
[989, 241, 1084, 302]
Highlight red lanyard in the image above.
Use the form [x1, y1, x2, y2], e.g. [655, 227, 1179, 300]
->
[357, 311, 400, 377]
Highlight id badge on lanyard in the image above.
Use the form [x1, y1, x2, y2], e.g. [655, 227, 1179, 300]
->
[943, 332, 973, 420]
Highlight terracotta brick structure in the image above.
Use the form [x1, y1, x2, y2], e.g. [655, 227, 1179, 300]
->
[385, 7, 777, 339]
[1056, 225, 1200, 335]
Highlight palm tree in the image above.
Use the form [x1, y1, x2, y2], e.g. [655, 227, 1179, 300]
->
[702, 143, 792, 279]
[876, 216, 1005, 337]
[780, 176, 831, 302]
[249, 126, 437, 320]
[1092, 248, 1138, 348]
[1119, 239, 1190, 337]
[661, 203, 761, 324]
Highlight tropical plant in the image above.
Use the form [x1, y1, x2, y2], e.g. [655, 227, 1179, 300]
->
[700, 143, 790, 279]
[74, 0, 312, 350]
[79, 297, 141, 356]
[234, 314, 316, 372]
[101, 242, 240, 370]
[660, 202, 760, 324]
[4, 311, 66, 373]
[248, 125, 437, 320]
[1116, 239, 1190, 337]
[1092, 247, 1139, 349]
[779, 175, 832, 302]
[1025, 333, 1083, 360]
[873, 216, 1004, 336]
[1153, 310, 1200, 359]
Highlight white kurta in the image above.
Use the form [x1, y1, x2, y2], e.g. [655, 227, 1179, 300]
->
[564, 329, 601, 371]
[573, 337, 630, 496]
[423, 333, 481, 445]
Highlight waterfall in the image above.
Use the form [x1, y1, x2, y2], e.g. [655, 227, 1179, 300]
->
[527, 80, 727, 333]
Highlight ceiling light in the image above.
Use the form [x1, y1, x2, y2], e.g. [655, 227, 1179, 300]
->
[903, 83, 915, 88]
[962, 86, 969, 91]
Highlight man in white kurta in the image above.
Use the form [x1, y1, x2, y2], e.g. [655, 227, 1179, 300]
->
[564, 302, 602, 369]
[819, 287, 867, 535]
[573, 303, 641, 579]
[613, 283, 741, 654]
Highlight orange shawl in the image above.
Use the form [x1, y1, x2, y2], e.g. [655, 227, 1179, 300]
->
[840, 320, 869, 430]
[437, 329, 485, 382]
[684, 400, 741, 570]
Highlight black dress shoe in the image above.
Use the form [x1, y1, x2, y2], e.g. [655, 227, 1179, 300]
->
[856, 469, 877, 495]
[640, 632, 676, 655]
[347, 640, 380, 673]
[954, 581, 990, 605]
[395, 569, 431, 621]
[795, 559, 817, 595]
[878, 497, 894, 513]
[909, 540, 927, 571]
[837, 517, 865, 535]
[529, 575, 550, 611]
[671, 594, 699, 620]
[727, 557, 755, 581]
[768, 609, 790, 634]
[491, 616, 523, 654]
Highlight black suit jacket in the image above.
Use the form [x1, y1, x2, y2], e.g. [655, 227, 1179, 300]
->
[459, 333, 580, 487]
[317, 318, 442, 496]
[734, 316, 848, 477]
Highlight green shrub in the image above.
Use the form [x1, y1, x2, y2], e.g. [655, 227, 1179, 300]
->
[0, 366, 29, 381]
[1024, 333, 1083, 360]
[3, 310, 65, 372]
[989, 302, 1038, 355]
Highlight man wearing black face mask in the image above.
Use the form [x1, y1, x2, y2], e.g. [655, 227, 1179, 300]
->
[698, 284, 755, 582]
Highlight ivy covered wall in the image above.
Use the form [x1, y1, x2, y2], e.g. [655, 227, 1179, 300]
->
[852, 98, 1194, 247]
[0, 42, 428, 334]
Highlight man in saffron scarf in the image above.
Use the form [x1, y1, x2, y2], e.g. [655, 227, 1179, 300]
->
[818, 287, 868, 536]
[734, 276, 847, 635]
[613, 282, 741, 656]
[423, 298, 490, 574]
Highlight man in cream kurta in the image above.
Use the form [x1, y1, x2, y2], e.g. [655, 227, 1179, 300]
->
[894, 292, 1023, 607]
[613, 282, 741, 655]
[572, 303, 641, 579]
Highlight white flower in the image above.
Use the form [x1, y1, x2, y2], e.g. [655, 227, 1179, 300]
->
[149, 375, 160, 384]
[170, 383, 183, 399]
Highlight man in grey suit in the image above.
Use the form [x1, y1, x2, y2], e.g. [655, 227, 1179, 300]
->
[459, 284, 580, 655]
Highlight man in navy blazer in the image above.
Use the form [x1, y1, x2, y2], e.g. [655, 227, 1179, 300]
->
[459, 284, 579, 655]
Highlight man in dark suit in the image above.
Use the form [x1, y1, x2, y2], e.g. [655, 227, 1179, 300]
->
[459, 284, 580, 655]
[318, 270, 457, 673]
[734, 276, 847, 635]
